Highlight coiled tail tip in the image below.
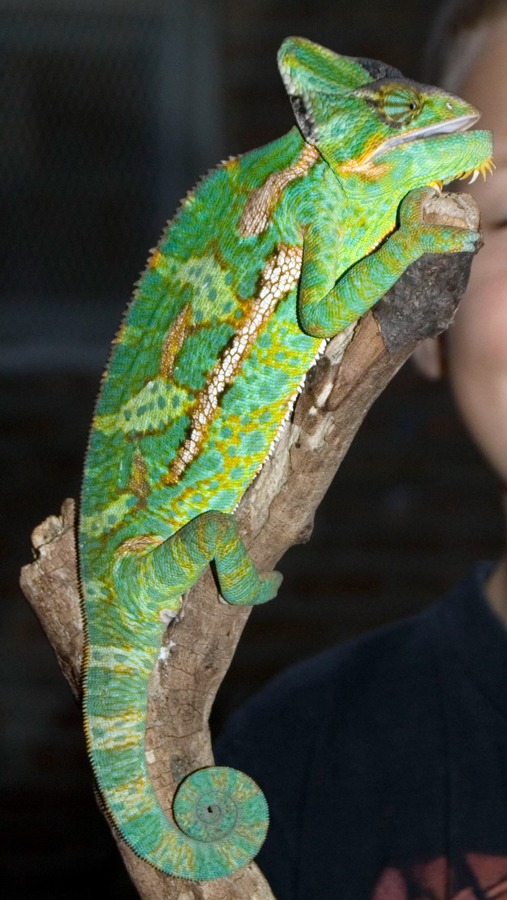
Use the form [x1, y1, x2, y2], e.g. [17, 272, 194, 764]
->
[172, 765, 269, 881]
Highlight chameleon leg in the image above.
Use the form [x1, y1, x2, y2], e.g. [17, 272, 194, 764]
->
[134, 509, 283, 608]
[111, 511, 282, 618]
[84, 510, 280, 880]
[298, 187, 481, 337]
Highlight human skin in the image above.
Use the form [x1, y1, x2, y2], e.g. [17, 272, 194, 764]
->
[415, 15, 507, 622]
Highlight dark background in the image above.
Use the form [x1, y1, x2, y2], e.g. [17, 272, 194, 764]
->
[0, 1, 502, 896]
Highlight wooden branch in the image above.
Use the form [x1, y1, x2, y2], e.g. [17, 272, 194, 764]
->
[20, 192, 479, 899]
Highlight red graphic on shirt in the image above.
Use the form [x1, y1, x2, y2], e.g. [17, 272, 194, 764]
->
[372, 853, 507, 898]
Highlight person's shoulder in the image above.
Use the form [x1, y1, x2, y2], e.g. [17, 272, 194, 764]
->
[216, 563, 492, 753]
[266, 559, 492, 710]
[218, 599, 436, 748]
[267, 602, 434, 711]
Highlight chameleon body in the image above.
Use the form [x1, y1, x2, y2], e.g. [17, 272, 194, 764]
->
[79, 38, 493, 881]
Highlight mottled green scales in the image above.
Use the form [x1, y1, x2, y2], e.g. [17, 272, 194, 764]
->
[79, 38, 492, 880]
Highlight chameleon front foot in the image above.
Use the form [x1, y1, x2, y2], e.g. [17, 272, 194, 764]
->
[397, 186, 481, 255]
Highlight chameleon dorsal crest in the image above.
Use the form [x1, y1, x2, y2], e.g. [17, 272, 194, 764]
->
[79, 36, 492, 882]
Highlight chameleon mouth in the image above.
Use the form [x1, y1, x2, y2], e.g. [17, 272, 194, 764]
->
[341, 112, 493, 182]
[369, 112, 495, 187]
[370, 112, 480, 160]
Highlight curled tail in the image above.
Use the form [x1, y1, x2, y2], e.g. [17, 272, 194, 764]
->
[84, 652, 269, 881]
[82, 511, 280, 879]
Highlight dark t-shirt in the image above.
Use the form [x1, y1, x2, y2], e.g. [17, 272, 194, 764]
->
[215, 563, 507, 899]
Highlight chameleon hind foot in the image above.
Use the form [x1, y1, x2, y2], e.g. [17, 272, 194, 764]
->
[175, 510, 283, 606]
[115, 509, 282, 614]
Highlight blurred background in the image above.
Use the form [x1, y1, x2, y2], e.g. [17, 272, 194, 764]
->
[0, 0, 502, 896]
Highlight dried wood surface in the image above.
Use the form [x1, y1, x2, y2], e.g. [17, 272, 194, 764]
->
[20, 192, 479, 898]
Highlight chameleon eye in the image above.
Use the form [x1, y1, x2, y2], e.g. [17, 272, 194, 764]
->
[379, 86, 422, 126]
[355, 82, 423, 128]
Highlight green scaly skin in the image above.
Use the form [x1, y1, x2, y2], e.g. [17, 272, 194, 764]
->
[79, 37, 493, 881]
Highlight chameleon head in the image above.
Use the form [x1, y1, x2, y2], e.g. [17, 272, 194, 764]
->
[278, 37, 493, 201]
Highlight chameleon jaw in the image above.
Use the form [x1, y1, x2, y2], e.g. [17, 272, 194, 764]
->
[339, 114, 491, 181]
[367, 112, 480, 163]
